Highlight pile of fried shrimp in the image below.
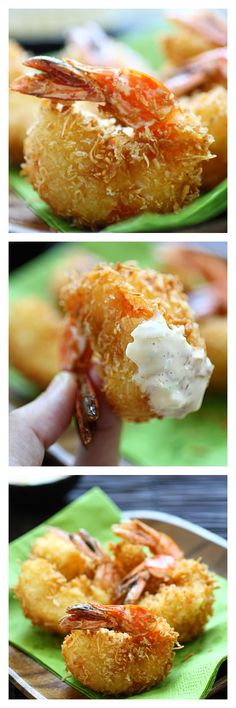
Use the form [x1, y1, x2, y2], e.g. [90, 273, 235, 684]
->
[14, 518, 216, 696]
[9, 11, 227, 229]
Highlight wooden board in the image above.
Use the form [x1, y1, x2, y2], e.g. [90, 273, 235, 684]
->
[9, 511, 227, 699]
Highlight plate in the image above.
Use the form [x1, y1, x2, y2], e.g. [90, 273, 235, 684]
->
[9, 510, 227, 699]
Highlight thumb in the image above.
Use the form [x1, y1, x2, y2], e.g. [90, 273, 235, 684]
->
[75, 369, 122, 466]
[9, 372, 77, 466]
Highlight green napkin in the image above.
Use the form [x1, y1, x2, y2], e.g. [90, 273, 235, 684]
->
[9, 487, 227, 699]
[9, 20, 227, 232]
[9, 243, 227, 466]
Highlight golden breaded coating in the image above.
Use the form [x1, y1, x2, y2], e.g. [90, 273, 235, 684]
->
[22, 101, 212, 228]
[62, 607, 178, 695]
[32, 530, 88, 580]
[109, 541, 146, 577]
[182, 86, 227, 189]
[9, 40, 40, 166]
[15, 558, 109, 634]
[61, 262, 207, 421]
[139, 557, 215, 643]
[11, 56, 213, 228]
[9, 297, 62, 388]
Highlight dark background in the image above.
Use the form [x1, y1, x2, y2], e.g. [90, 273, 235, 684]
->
[9, 474, 227, 541]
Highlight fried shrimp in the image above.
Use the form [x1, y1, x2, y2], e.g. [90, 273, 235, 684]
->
[11, 56, 213, 228]
[9, 40, 40, 166]
[61, 603, 178, 695]
[112, 521, 215, 643]
[161, 12, 227, 69]
[9, 297, 62, 388]
[60, 262, 213, 443]
[138, 558, 215, 643]
[31, 527, 92, 580]
[181, 86, 227, 189]
[15, 558, 110, 634]
[31, 526, 120, 593]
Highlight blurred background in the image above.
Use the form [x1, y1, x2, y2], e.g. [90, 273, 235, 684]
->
[9, 8, 227, 50]
[9, 241, 227, 467]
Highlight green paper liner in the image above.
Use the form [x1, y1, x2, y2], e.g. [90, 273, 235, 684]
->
[9, 169, 227, 234]
[9, 488, 227, 699]
[9, 243, 227, 466]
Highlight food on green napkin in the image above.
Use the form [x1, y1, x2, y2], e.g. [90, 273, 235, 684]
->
[61, 602, 178, 695]
[11, 55, 213, 229]
[14, 518, 216, 695]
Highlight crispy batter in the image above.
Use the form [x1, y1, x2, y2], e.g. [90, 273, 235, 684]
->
[139, 557, 215, 643]
[32, 531, 89, 580]
[62, 608, 177, 695]
[15, 558, 109, 634]
[61, 262, 205, 420]
[182, 86, 227, 189]
[9, 297, 62, 388]
[21, 100, 212, 228]
[109, 541, 147, 577]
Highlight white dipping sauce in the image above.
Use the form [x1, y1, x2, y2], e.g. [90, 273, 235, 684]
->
[126, 313, 213, 418]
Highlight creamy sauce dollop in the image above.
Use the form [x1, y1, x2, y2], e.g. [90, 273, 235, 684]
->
[126, 313, 213, 418]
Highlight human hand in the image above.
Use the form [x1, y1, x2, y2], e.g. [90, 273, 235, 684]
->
[9, 371, 121, 466]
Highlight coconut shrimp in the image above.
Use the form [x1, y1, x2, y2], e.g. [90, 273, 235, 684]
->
[15, 558, 111, 635]
[11, 56, 213, 229]
[61, 602, 178, 695]
[161, 12, 227, 70]
[9, 297, 62, 388]
[181, 86, 227, 190]
[9, 40, 40, 166]
[31, 527, 95, 580]
[112, 519, 182, 595]
[116, 556, 215, 644]
[32, 526, 120, 594]
[60, 261, 213, 445]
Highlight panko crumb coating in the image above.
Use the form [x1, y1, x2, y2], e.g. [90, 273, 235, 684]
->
[139, 557, 216, 643]
[62, 617, 178, 695]
[61, 262, 206, 421]
[15, 558, 109, 635]
[21, 99, 212, 229]
[31, 531, 88, 580]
